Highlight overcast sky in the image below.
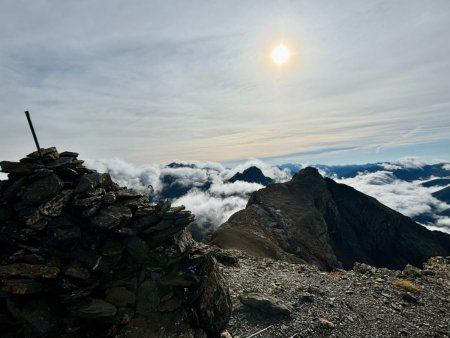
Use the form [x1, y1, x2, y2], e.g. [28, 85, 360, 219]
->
[1, 1, 449, 165]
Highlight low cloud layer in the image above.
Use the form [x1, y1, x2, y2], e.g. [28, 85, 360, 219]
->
[85, 158, 289, 239]
[84, 157, 450, 237]
[336, 171, 450, 232]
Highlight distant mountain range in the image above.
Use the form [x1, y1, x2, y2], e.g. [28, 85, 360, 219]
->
[280, 162, 450, 182]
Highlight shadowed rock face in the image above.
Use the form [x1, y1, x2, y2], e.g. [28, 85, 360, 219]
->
[211, 167, 450, 270]
[432, 186, 450, 203]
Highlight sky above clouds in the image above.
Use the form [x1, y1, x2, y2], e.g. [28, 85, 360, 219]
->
[1, 1, 450, 165]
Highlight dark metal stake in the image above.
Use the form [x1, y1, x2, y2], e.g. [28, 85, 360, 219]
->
[24, 111, 42, 159]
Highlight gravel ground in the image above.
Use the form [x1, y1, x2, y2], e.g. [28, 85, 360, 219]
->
[216, 249, 450, 338]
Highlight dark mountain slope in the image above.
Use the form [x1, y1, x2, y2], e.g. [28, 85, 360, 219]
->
[211, 167, 450, 270]
[421, 178, 450, 187]
[432, 186, 450, 203]
[228, 166, 273, 185]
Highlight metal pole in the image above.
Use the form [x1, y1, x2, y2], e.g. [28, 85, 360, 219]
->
[24, 111, 42, 159]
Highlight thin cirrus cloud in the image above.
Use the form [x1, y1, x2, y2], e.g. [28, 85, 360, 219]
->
[0, 1, 450, 164]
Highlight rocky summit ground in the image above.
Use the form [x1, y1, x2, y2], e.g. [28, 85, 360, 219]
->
[212, 248, 450, 338]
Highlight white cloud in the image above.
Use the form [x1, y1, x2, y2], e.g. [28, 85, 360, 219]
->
[86, 157, 272, 236]
[336, 170, 450, 232]
[0, 173, 8, 180]
[209, 181, 264, 196]
[84, 158, 163, 194]
[382, 156, 426, 170]
[172, 189, 248, 233]
[85, 156, 450, 237]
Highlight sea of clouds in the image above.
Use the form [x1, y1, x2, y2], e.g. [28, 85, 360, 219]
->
[84, 158, 291, 239]
[81, 157, 450, 236]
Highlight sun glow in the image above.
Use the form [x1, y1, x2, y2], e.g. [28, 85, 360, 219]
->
[272, 44, 289, 64]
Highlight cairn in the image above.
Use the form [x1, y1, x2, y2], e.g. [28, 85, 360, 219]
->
[0, 147, 231, 337]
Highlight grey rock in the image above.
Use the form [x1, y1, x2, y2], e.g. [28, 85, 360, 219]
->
[74, 172, 104, 193]
[0, 161, 43, 174]
[22, 173, 63, 205]
[298, 292, 314, 303]
[103, 191, 116, 204]
[105, 287, 136, 307]
[1, 279, 47, 294]
[64, 261, 91, 280]
[239, 293, 292, 316]
[68, 298, 117, 318]
[0, 263, 60, 279]
[29, 168, 54, 180]
[80, 202, 102, 218]
[402, 264, 422, 277]
[27, 147, 59, 160]
[59, 151, 79, 157]
[116, 188, 145, 199]
[136, 280, 160, 316]
[73, 194, 103, 208]
[90, 204, 132, 230]
[135, 206, 157, 218]
[197, 256, 232, 334]
[0, 176, 27, 202]
[39, 189, 73, 216]
[46, 156, 74, 169]
[124, 236, 160, 264]
[401, 292, 419, 303]
[132, 213, 161, 229]
[158, 296, 182, 312]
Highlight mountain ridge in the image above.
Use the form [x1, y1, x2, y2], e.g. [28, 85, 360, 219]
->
[211, 167, 450, 270]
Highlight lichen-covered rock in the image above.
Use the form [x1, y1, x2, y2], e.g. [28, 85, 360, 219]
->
[196, 256, 232, 334]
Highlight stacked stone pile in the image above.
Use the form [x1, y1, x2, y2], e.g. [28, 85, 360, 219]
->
[0, 147, 231, 337]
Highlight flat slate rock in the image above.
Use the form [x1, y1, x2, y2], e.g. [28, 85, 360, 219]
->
[0, 161, 43, 174]
[39, 189, 73, 217]
[22, 173, 63, 205]
[0, 263, 60, 279]
[59, 151, 79, 158]
[45, 156, 74, 169]
[90, 204, 132, 230]
[239, 293, 292, 316]
[68, 298, 117, 318]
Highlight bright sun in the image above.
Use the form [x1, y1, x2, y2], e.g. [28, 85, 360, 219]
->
[272, 44, 289, 64]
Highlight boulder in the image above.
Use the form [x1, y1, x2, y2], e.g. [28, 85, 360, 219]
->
[22, 173, 63, 205]
[90, 204, 132, 230]
[239, 293, 292, 316]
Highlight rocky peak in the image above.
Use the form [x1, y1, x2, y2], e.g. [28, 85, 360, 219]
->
[229, 166, 273, 186]
[211, 167, 450, 271]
